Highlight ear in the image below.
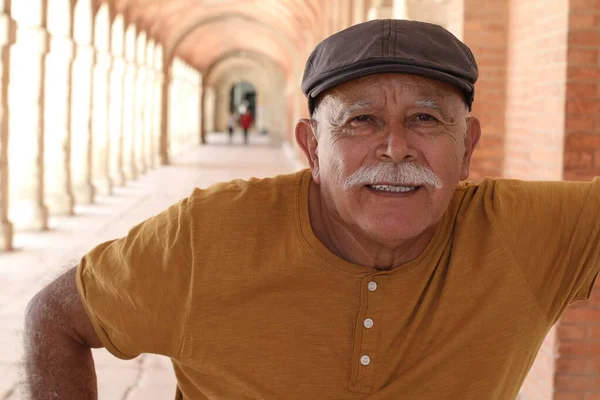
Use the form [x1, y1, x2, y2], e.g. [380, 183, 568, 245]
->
[460, 116, 482, 181]
[295, 118, 321, 184]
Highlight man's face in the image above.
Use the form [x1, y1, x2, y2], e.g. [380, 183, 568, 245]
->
[298, 73, 480, 245]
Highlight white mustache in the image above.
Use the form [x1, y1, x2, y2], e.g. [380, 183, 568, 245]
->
[342, 163, 443, 190]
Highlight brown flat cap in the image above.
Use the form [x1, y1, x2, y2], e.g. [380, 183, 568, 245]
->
[301, 19, 478, 114]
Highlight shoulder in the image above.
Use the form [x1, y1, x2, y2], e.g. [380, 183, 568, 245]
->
[187, 170, 307, 215]
[452, 177, 600, 222]
[457, 177, 599, 200]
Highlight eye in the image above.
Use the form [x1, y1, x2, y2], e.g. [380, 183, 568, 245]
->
[415, 114, 437, 122]
[352, 115, 372, 123]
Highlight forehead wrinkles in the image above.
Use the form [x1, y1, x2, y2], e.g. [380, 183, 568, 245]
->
[334, 76, 450, 111]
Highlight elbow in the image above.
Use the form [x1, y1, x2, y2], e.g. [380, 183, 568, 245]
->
[24, 290, 48, 337]
[24, 288, 59, 339]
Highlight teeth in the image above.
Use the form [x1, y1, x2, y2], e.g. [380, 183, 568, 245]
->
[370, 185, 418, 193]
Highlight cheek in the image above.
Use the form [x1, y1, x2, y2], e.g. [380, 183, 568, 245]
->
[324, 142, 368, 177]
[422, 144, 463, 181]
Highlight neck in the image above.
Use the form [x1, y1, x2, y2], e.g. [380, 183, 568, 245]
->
[307, 180, 438, 270]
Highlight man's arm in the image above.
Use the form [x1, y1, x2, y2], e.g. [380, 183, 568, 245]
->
[23, 266, 103, 399]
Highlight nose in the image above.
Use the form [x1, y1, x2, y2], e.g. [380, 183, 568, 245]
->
[377, 124, 418, 163]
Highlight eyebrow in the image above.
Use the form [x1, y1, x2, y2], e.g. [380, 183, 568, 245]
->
[329, 100, 374, 125]
[413, 98, 452, 121]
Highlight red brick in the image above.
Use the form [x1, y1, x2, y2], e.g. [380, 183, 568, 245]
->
[568, 82, 599, 97]
[566, 133, 600, 149]
[564, 170, 599, 180]
[555, 375, 600, 390]
[560, 340, 600, 357]
[568, 66, 600, 80]
[561, 307, 600, 322]
[570, 30, 600, 46]
[591, 358, 600, 373]
[565, 150, 594, 168]
[554, 392, 585, 400]
[558, 324, 588, 340]
[557, 357, 591, 374]
[566, 115, 596, 133]
[568, 48, 599, 64]
[566, 99, 600, 115]
[572, 0, 600, 10]
[570, 13, 600, 29]
[595, 150, 600, 166]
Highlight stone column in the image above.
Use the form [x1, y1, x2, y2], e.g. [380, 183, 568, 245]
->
[144, 40, 155, 169]
[8, 3, 49, 231]
[352, 0, 368, 25]
[199, 76, 206, 144]
[168, 61, 180, 156]
[159, 58, 170, 165]
[134, 32, 147, 175]
[0, 10, 15, 250]
[70, 43, 95, 203]
[108, 16, 126, 185]
[393, 0, 407, 19]
[71, 0, 95, 204]
[121, 25, 137, 181]
[44, 0, 75, 216]
[152, 44, 163, 167]
[91, 4, 112, 195]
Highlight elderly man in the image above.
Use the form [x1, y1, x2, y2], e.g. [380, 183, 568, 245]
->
[24, 19, 599, 399]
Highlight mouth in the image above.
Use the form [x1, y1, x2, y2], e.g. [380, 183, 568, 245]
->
[366, 184, 422, 194]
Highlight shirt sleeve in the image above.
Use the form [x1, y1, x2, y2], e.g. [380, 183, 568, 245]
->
[76, 196, 194, 360]
[490, 177, 600, 324]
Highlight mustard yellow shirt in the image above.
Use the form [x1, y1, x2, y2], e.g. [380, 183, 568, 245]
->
[77, 170, 600, 399]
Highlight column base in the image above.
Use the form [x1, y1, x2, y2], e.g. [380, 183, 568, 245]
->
[137, 161, 147, 176]
[160, 153, 170, 166]
[12, 202, 49, 231]
[109, 170, 126, 187]
[0, 220, 13, 251]
[93, 178, 113, 196]
[123, 164, 137, 181]
[73, 182, 95, 205]
[46, 192, 75, 216]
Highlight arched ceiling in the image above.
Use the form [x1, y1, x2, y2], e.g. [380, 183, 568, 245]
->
[204, 50, 284, 86]
[97, 0, 326, 78]
[207, 54, 285, 88]
[179, 17, 294, 76]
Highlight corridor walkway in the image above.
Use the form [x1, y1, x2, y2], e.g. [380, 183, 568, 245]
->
[0, 133, 299, 399]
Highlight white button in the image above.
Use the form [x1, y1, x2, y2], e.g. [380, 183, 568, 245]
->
[363, 318, 374, 329]
[368, 281, 377, 291]
[360, 355, 371, 366]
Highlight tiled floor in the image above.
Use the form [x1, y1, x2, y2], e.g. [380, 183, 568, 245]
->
[0, 132, 300, 399]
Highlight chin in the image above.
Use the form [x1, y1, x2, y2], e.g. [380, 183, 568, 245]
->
[360, 216, 432, 244]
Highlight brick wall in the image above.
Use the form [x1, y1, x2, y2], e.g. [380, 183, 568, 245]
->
[460, 0, 508, 180]
[563, 1, 600, 181]
[504, 0, 568, 181]
[444, 0, 600, 398]
[555, 0, 600, 398]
